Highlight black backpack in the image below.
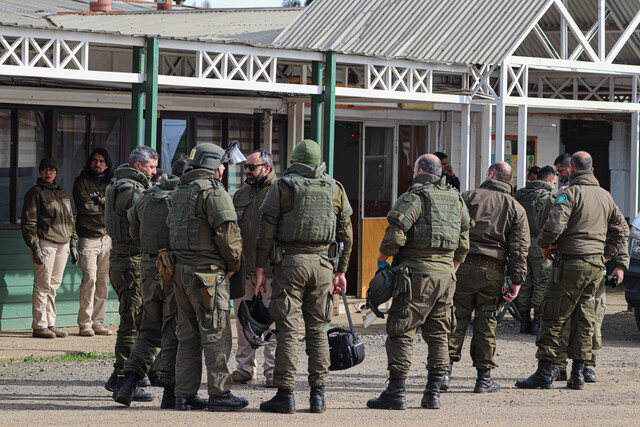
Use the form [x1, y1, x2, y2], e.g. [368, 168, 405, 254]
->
[328, 290, 365, 371]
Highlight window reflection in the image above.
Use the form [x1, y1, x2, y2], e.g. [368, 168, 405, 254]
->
[398, 125, 427, 195]
[17, 110, 46, 220]
[227, 118, 254, 196]
[0, 110, 10, 223]
[57, 114, 88, 210]
[161, 119, 187, 174]
[364, 127, 393, 217]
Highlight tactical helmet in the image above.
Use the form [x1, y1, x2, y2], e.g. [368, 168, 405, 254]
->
[365, 268, 395, 318]
[188, 143, 226, 170]
[237, 292, 277, 349]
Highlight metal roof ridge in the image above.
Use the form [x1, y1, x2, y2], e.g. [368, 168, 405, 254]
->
[52, 7, 304, 16]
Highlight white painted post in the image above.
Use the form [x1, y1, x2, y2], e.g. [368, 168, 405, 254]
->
[517, 104, 528, 190]
[263, 111, 273, 153]
[295, 101, 305, 143]
[598, 0, 606, 61]
[481, 104, 493, 177]
[495, 64, 507, 162]
[631, 111, 639, 219]
[561, 0, 568, 59]
[460, 103, 471, 192]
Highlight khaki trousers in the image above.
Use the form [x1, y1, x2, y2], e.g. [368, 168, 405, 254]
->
[31, 239, 69, 329]
[77, 235, 111, 329]
[233, 275, 276, 378]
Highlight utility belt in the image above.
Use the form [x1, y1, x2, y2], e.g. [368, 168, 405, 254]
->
[551, 252, 604, 283]
[559, 253, 602, 260]
[174, 261, 227, 332]
[270, 241, 339, 266]
[464, 254, 506, 273]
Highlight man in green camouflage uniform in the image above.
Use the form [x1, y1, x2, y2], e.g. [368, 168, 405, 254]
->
[514, 166, 556, 334]
[168, 143, 248, 412]
[516, 151, 628, 390]
[255, 139, 353, 414]
[447, 162, 529, 393]
[104, 146, 157, 399]
[114, 175, 180, 408]
[366, 154, 470, 411]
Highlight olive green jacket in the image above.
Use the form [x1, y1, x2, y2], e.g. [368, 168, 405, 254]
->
[538, 171, 629, 260]
[462, 179, 530, 284]
[256, 165, 353, 273]
[514, 180, 554, 237]
[73, 169, 109, 239]
[379, 173, 471, 273]
[21, 179, 77, 251]
[233, 169, 276, 275]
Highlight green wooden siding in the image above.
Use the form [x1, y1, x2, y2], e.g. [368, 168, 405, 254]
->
[0, 229, 119, 331]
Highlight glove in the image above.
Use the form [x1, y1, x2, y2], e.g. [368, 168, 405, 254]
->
[32, 247, 45, 265]
[70, 246, 79, 266]
[156, 249, 175, 282]
[377, 260, 392, 271]
[90, 195, 101, 205]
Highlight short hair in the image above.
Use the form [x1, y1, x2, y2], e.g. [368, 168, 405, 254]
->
[571, 151, 593, 171]
[488, 161, 512, 182]
[416, 154, 442, 176]
[554, 153, 571, 167]
[171, 153, 189, 177]
[433, 152, 448, 161]
[537, 166, 556, 181]
[129, 145, 158, 166]
[86, 147, 114, 179]
[527, 166, 540, 176]
[248, 148, 273, 167]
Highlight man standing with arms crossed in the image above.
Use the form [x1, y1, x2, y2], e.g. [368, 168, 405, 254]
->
[231, 149, 277, 387]
[367, 154, 471, 410]
[447, 161, 529, 393]
[516, 151, 628, 390]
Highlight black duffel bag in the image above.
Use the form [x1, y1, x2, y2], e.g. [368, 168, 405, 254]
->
[328, 289, 365, 371]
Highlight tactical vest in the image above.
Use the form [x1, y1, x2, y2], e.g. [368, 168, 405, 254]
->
[169, 177, 220, 251]
[404, 183, 461, 250]
[105, 164, 149, 243]
[276, 173, 337, 245]
[139, 183, 176, 254]
[515, 188, 547, 235]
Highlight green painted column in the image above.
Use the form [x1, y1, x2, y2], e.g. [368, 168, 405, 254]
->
[131, 46, 145, 150]
[310, 60, 323, 145]
[322, 52, 336, 175]
[143, 37, 159, 150]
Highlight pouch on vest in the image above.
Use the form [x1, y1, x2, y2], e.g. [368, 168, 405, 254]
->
[194, 270, 223, 331]
[392, 265, 412, 300]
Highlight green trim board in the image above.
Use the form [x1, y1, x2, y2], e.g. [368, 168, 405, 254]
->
[0, 229, 119, 331]
[144, 37, 159, 151]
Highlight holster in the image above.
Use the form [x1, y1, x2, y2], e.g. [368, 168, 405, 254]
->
[551, 252, 562, 284]
[392, 264, 412, 300]
[270, 242, 283, 265]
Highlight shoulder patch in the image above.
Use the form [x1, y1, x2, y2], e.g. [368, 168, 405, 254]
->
[556, 194, 567, 204]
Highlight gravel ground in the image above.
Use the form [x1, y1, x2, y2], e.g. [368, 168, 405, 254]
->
[2, 296, 640, 426]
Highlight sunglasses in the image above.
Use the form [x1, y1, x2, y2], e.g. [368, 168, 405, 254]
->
[40, 168, 56, 173]
[245, 163, 267, 171]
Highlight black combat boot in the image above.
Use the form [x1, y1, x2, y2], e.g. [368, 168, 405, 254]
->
[309, 386, 325, 413]
[112, 375, 124, 400]
[208, 392, 249, 412]
[175, 395, 208, 410]
[474, 368, 500, 393]
[105, 370, 118, 392]
[515, 360, 557, 389]
[260, 389, 295, 414]
[440, 362, 453, 392]
[421, 374, 444, 409]
[114, 372, 139, 406]
[366, 373, 407, 410]
[567, 360, 585, 390]
[160, 386, 175, 410]
[520, 309, 532, 334]
[530, 308, 541, 335]
[583, 366, 597, 383]
[555, 368, 567, 381]
[137, 376, 151, 388]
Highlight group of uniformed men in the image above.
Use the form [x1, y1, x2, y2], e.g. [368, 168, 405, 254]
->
[101, 136, 629, 413]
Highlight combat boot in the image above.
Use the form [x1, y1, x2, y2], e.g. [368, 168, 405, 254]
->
[440, 362, 453, 392]
[104, 370, 118, 392]
[530, 308, 541, 335]
[160, 386, 175, 410]
[260, 389, 295, 414]
[515, 360, 556, 389]
[112, 375, 124, 400]
[520, 309, 532, 334]
[114, 372, 138, 406]
[309, 386, 325, 413]
[474, 369, 500, 393]
[421, 374, 443, 409]
[583, 367, 597, 383]
[175, 395, 208, 410]
[208, 392, 249, 412]
[366, 373, 407, 410]
[555, 369, 567, 381]
[567, 360, 585, 390]
[113, 373, 155, 403]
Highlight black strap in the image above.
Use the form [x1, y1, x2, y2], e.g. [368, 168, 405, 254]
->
[340, 289, 356, 334]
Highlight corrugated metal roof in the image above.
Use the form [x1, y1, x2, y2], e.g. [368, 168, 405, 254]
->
[0, 8, 50, 27]
[48, 9, 303, 44]
[273, 0, 553, 65]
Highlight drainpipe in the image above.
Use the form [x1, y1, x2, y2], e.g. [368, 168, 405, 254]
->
[90, 0, 111, 12]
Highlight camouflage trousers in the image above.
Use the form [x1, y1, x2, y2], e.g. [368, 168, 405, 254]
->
[269, 253, 334, 389]
[173, 263, 232, 397]
[448, 263, 504, 369]
[123, 255, 177, 386]
[536, 257, 604, 362]
[386, 272, 456, 376]
[109, 251, 142, 373]
[518, 240, 552, 312]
